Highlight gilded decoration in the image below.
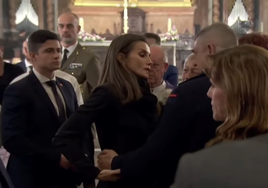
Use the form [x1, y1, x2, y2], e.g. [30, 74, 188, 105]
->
[74, 0, 193, 7]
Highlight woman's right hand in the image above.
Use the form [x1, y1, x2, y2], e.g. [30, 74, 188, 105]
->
[97, 169, 121, 181]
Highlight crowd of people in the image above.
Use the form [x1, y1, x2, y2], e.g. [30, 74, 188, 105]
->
[0, 11, 268, 188]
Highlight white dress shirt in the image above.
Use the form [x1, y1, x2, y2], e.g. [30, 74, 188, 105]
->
[62, 41, 78, 59]
[11, 69, 84, 107]
[24, 59, 32, 72]
[33, 69, 67, 115]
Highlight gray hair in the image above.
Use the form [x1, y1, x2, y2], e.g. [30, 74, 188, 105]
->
[150, 44, 168, 63]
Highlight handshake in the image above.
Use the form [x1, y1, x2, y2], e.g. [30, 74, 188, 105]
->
[60, 150, 120, 181]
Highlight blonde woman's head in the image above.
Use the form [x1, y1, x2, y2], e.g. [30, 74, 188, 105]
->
[205, 44, 268, 145]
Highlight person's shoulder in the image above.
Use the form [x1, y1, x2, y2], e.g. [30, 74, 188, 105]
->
[176, 74, 210, 92]
[168, 65, 178, 73]
[6, 73, 30, 95]
[92, 84, 120, 100]
[55, 70, 77, 84]
[5, 62, 23, 73]
[10, 71, 29, 85]
[190, 134, 268, 162]
[77, 43, 97, 57]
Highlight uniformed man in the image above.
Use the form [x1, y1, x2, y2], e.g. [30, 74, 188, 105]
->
[57, 12, 101, 101]
[58, 14, 100, 187]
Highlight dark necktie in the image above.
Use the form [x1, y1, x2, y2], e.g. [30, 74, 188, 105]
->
[46, 80, 66, 124]
[61, 49, 69, 67]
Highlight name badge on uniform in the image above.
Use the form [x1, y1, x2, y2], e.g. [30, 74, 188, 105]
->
[69, 63, 83, 70]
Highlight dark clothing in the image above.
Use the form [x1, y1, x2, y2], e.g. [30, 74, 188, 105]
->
[111, 74, 222, 188]
[163, 65, 178, 86]
[0, 63, 24, 105]
[0, 159, 14, 188]
[1, 72, 83, 188]
[53, 79, 158, 188]
[16, 61, 27, 73]
[166, 81, 175, 90]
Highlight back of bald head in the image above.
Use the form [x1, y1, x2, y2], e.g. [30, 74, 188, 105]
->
[150, 44, 168, 63]
[196, 23, 238, 50]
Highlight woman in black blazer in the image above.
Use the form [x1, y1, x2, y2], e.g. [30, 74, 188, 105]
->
[53, 34, 158, 188]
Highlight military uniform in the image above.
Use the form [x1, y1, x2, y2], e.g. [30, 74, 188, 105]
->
[61, 43, 101, 101]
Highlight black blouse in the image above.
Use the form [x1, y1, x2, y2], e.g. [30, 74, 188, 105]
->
[53, 79, 158, 187]
[0, 63, 24, 105]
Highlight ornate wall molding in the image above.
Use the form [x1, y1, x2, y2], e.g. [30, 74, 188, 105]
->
[213, 0, 220, 22]
[9, 0, 17, 31]
[46, 0, 54, 31]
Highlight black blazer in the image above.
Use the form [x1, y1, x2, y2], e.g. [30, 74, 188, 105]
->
[53, 80, 158, 188]
[0, 63, 24, 105]
[16, 61, 27, 73]
[1, 72, 81, 188]
[111, 74, 222, 188]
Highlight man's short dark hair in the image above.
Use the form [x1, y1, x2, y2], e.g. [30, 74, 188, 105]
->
[28, 30, 60, 54]
[143, 33, 161, 45]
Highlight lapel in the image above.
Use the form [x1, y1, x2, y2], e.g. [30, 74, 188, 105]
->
[56, 78, 74, 118]
[29, 72, 60, 123]
[61, 44, 82, 71]
[0, 159, 13, 188]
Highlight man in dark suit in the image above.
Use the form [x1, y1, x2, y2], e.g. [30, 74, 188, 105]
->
[144, 33, 178, 86]
[97, 23, 238, 188]
[16, 37, 32, 73]
[57, 12, 101, 101]
[0, 159, 14, 188]
[1, 30, 84, 188]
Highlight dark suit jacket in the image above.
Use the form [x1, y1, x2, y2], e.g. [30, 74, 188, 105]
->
[111, 74, 222, 188]
[16, 61, 27, 73]
[61, 43, 101, 101]
[163, 65, 178, 87]
[172, 134, 268, 188]
[1, 72, 81, 188]
[0, 159, 14, 188]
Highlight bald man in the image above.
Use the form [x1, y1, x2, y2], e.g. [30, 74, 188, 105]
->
[148, 45, 174, 103]
[58, 12, 101, 101]
[97, 23, 238, 188]
[182, 53, 203, 81]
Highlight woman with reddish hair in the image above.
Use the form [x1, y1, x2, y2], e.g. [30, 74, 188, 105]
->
[239, 32, 268, 50]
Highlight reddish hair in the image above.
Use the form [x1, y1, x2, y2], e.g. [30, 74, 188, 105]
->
[239, 33, 268, 50]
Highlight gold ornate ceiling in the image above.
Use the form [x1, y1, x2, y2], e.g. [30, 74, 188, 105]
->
[74, 0, 193, 7]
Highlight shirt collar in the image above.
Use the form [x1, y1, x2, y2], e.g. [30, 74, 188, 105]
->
[62, 41, 78, 56]
[24, 59, 32, 67]
[151, 81, 166, 92]
[33, 68, 56, 84]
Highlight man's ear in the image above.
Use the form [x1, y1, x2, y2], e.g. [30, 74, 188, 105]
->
[164, 62, 169, 72]
[207, 44, 216, 54]
[117, 53, 126, 66]
[29, 52, 37, 62]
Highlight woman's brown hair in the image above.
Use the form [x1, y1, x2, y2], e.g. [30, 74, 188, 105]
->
[205, 44, 268, 146]
[98, 34, 148, 104]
